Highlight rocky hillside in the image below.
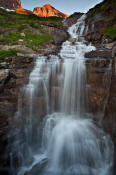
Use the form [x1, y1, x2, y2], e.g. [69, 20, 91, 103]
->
[33, 4, 68, 18]
[0, 8, 69, 167]
[85, 0, 116, 47]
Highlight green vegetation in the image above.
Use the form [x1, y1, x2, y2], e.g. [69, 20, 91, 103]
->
[0, 32, 51, 50]
[0, 49, 23, 61]
[102, 26, 116, 40]
[24, 33, 51, 50]
[0, 32, 21, 45]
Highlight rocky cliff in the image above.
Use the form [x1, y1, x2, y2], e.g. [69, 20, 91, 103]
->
[33, 4, 68, 18]
[85, 0, 116, 47]
[0, 0, 21, 10]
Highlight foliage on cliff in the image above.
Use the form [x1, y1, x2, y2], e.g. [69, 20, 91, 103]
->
[102, 26, 116, 40]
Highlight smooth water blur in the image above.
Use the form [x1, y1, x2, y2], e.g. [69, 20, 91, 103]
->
[42, 113, 113, 175]
[11, 15, 114, 175]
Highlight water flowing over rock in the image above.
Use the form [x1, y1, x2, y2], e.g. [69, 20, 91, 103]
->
[64, 12, 83, 27]
[10, 15, 114, 175]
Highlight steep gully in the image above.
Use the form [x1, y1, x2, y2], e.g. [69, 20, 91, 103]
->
[10, 15, 114, 175]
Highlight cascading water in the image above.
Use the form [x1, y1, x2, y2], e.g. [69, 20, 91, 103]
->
[11, 15, 114, 175]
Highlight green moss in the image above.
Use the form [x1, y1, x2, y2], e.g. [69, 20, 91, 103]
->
[102, 26, 116, 40]
[24, 33, 52, 50]
[0, 49, 22, 61]
[0, 32, 20, 45]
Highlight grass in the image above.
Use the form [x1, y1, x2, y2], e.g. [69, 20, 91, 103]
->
[0, 32, 52, 50]
[102, 26, 116, 40]
[0, 32, 21, 45]
[0, 49, 23, 62]
[24, 33, 52, 50]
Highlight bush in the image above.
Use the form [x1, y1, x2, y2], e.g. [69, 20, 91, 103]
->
[102, 26, 116, 40]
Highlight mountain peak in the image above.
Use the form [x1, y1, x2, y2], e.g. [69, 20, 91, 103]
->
[33, 4, 68, 18]
[43, 4, 52, 7]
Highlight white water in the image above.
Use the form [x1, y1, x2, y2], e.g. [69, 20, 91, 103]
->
[11, 15, 114, 175]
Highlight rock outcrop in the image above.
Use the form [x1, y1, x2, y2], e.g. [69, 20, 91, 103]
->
[0, 0, 31, 15]
[33, 4, 68, 18]
[0, 0, 21, 10]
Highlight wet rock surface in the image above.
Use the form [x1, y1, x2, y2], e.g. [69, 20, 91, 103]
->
[86, 58, 112, 120]
[0, 56, 34, 167]
[104, 57, 116, 172]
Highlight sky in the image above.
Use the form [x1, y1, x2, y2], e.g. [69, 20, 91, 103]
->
[21, 0, 103, 15]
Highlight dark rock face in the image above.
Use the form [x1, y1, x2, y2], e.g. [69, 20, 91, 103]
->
[64, 12, 83, 27]
[112, 43, 116, 58]
[0, 0, 21, 10]
[86, 58, 112, 120]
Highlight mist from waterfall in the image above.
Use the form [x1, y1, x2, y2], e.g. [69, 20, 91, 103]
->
[11, 15, 114, 175]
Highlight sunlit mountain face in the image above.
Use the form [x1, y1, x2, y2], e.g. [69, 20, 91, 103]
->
[33, 4, 68, 18]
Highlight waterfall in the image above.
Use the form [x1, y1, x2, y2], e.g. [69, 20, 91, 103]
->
[11, 15, 114, 175]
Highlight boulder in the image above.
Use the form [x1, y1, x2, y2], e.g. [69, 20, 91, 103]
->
[20, 33, 25, 37]
[112, 43, 116, 58]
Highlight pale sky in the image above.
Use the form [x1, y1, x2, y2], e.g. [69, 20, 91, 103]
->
[21, 0, 104, 15]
